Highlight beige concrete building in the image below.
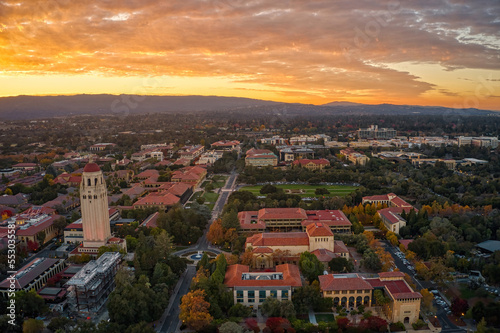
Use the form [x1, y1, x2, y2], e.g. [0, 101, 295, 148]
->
[245, 148, 278, 167]
[224, 264, 302, 309]
[340, 148, 370, 166]
[245, 223, 349, 269]
[319, 272, 422, 324]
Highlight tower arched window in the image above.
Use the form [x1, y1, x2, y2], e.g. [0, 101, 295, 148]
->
[94, 195, 97, 199]
[83, 195, 86, 199]
[87, 179, 91, 186]
[94, 178, 98, 185]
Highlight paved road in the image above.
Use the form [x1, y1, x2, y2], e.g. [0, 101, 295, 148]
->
[158, 171, 238, 332]
[158, 265, 196, 333]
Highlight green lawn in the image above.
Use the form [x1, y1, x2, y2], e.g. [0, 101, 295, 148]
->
[240, 184, 358, 197]
[203, 192, 219, 203]
[212, 180, 226, 189]
[315, 313, 335, 323]
[202, 176, 228, 189]
[190, 191, 202, 201]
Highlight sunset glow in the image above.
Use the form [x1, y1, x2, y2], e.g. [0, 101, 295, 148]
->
[1, 0, 499, 109]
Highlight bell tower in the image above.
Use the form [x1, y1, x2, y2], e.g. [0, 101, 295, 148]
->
[80, 162, 111, 248]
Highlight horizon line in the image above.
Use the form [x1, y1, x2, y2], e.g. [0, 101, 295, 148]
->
[1, 93, 499, 112]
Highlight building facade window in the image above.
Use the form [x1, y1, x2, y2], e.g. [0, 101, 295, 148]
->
[259, 290, 266, 302]
[248, 290, 255, 303]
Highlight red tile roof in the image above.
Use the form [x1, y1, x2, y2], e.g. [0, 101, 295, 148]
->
[292, 159, 330, 166]
[157, 182, 192, 196]
[378, 271, 405, 279]
[377, 207, 408, 224]
[303, 210, 352, 227]
[246, 232, 309, 247]
[83, 163, 100, 173]
[155, 160, 172, 167]
[334, 240, 349, 253]
[22, 206, 56, 216]
[140, 212, 160, 228]
[136, 169, 160, 179]
[224, 264, 302, 288]
[17, 214, 62, 237]
[306, 223, 334, 237]
[133, 192, 180, 207]
[245, 148, 278, 160]
[211, 140, 241, 147]
[390, 196, 413, 208]
[173, 158, 191, 166]
[363, 194, 392, 201]
[258, 208, 308, 221]
[362, 193, 416, 210]
[319, 274, 374, 291]
[238, 211, 267, 230]
[253, 247, 274, 254]
[311, 248, 338, 262]
[367, 279, 422, 300]
[65, 221, 83, 230]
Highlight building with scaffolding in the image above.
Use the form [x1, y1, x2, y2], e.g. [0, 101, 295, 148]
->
[66, 252, 121, 312]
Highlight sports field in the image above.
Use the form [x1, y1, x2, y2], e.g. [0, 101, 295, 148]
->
[239, 184, 358, 197]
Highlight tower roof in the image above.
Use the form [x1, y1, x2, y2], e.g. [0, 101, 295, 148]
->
[83, 163, 100, 173]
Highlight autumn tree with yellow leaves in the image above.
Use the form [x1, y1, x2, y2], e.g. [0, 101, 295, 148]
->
[179, 289, 213, 331]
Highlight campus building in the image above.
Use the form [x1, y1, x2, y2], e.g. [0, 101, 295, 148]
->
[340, 148, 370, 166]
[319, 272, 421, 324]
[245, 222, 349, 269]
[238, 208, 352, 234]
[291, 158, 330, 170]
[377, 207, 412, 234]
[171, 166, 207, 188]
[358, 125, 397, 139]
[11, 207, 62, 247]
[89, 143, 116, 151]
[458, 136, 498, 149]
[260, 136, 287, 146]
[66, 252, 121, 312]
[362, 193, 413, 209]
[362, 194, 417, 234]
[245, 148, 278, 167]
[0, 258, 65, 297]
[224, 264, 302, 309]
[179, 145, 205, 161]
[211, 140, 241, 152]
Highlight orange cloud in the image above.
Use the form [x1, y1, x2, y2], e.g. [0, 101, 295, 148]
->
[0, 0, 499, 109]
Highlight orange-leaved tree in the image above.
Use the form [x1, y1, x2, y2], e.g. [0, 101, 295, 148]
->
[207, 219, 225, 245]
[179, 289, 213, 331]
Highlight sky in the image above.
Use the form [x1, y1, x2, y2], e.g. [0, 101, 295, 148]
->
[0, 0, 499, 110]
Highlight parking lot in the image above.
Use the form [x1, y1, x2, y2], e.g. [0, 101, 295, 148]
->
[393, 250, 416, 274]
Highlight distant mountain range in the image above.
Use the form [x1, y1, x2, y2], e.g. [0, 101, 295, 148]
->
[0, 94, 497, 120]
